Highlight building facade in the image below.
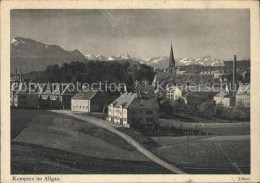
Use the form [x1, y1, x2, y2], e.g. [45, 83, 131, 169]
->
[12, 90, 39, 108]
[40, 83, 75, 109]
[71, 91, 102, 112]
[214, 91, 235, 108]
[71, 90, 116, 112]
[107, 92, 159, 129]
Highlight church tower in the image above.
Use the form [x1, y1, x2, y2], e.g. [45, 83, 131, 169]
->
[168, 43, 176, 74]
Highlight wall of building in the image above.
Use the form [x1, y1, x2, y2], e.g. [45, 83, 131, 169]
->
[71, 99, 90, 112]
[107, 106, 130, 127]
[40, 94, 73, 109]
[89, 93, 105, 112]
[127, 108, 159, 128]
[13, 93, 39, 108]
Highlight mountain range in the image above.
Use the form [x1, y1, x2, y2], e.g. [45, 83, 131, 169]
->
[11, 37, 88, 73]
[85, 53, 224, 69]
[11, 37, 225, 73]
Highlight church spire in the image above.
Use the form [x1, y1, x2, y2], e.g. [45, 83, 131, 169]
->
[168, 42, 175, 74]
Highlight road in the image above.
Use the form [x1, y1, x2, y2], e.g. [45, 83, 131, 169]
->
[51, 110, 186, 174]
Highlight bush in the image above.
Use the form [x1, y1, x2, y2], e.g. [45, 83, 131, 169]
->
[199, 99, 216, 118]
[214, 106, 250, 120]
[159, 100, 173, 115]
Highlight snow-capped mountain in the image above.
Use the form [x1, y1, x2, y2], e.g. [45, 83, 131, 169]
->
[107, 55, 119, 61]
[86, 53, 142, 62]
[195, 56, 224, 66]
[85, 54, 97, 60]
[96, 54, 108, 61]
[11, 37, 88, 73]
[178, 57, 195, 65]
[84, 53, 224, 68]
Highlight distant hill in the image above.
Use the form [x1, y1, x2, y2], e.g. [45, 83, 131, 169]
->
[11, 37, 89, 73]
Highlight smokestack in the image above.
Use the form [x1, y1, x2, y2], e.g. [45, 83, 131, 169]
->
[20, 70, 22, 83]
[233, 55, 237, 92]
[15, 68, 18, 82]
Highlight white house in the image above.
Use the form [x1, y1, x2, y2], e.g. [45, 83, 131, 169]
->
[107, 92, 159, 129]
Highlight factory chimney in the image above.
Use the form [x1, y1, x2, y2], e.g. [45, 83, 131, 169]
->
[20, 69, 22, 83]
[15, 68, 18, 82]
[233, 55, 237, 93]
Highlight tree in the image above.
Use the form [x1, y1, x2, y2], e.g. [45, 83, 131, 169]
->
[199, 99, 216, 118]
[160, 100, 174, 115]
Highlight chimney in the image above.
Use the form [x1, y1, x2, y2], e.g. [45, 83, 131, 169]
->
[15, 68, 18, 82]
[19, 69, 22, 83]
[233, 55, 237, 92]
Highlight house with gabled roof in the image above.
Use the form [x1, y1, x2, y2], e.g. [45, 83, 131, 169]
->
[11, 84, 40, 108]
[107, 92, 159, 128]
[214, 91, 235, 107]
[213, 84, 235, 107]
[39, 83, 75, 109]
[71, 91, 100, 112]
[71, 90, 118, 112]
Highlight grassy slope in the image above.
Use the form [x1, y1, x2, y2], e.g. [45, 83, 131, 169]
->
[151, 136, 250, 174]
[11, 109, 171, 174]
[12, 141, 171, 174]
[11, 109, 57, 139]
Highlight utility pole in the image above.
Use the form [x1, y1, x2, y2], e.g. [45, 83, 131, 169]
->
[187, 133, 190, 159]
[158, 124, 160, 144]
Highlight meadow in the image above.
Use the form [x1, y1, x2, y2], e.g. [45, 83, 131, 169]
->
[11, 109, 171, 174]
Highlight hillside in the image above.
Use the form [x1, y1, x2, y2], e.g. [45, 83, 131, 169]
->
[11, 37, 89, 73]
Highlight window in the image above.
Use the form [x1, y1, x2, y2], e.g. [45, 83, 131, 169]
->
[146, 111, 153, 114]
[80, 106, 81, 108]
[132, 118, 136, 121]
[132, 111, 136, 114]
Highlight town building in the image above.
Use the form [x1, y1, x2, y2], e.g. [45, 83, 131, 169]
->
[107, 92, 159, 129]
[182, 92, 203, 106]
[11, 84, 40, 108]
[71, 91, 114, 112]
[214, 91, 235, 107]
[152, 44, 215, 91]
[39, 83, 75, 109]
[236, 84, 250, 107]
[165, 85, 182, 101]
[199, 69, 225, 79]
[213, 85, 235, 107]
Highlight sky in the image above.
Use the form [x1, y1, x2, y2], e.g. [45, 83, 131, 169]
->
[11, 9, 250, 60]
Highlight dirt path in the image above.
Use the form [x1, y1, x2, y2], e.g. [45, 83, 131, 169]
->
[51, 110, 186, 174]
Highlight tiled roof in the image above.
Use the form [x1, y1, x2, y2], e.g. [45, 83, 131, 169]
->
[42, 83, 75, 95]
[183, 92, 202, 98]
[154, 73, 214, 84]
[111, 92, 137, 108]
[129, 97, 159, 109]
[72, 91, 98, 100]
[214, 91, 231, 98]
